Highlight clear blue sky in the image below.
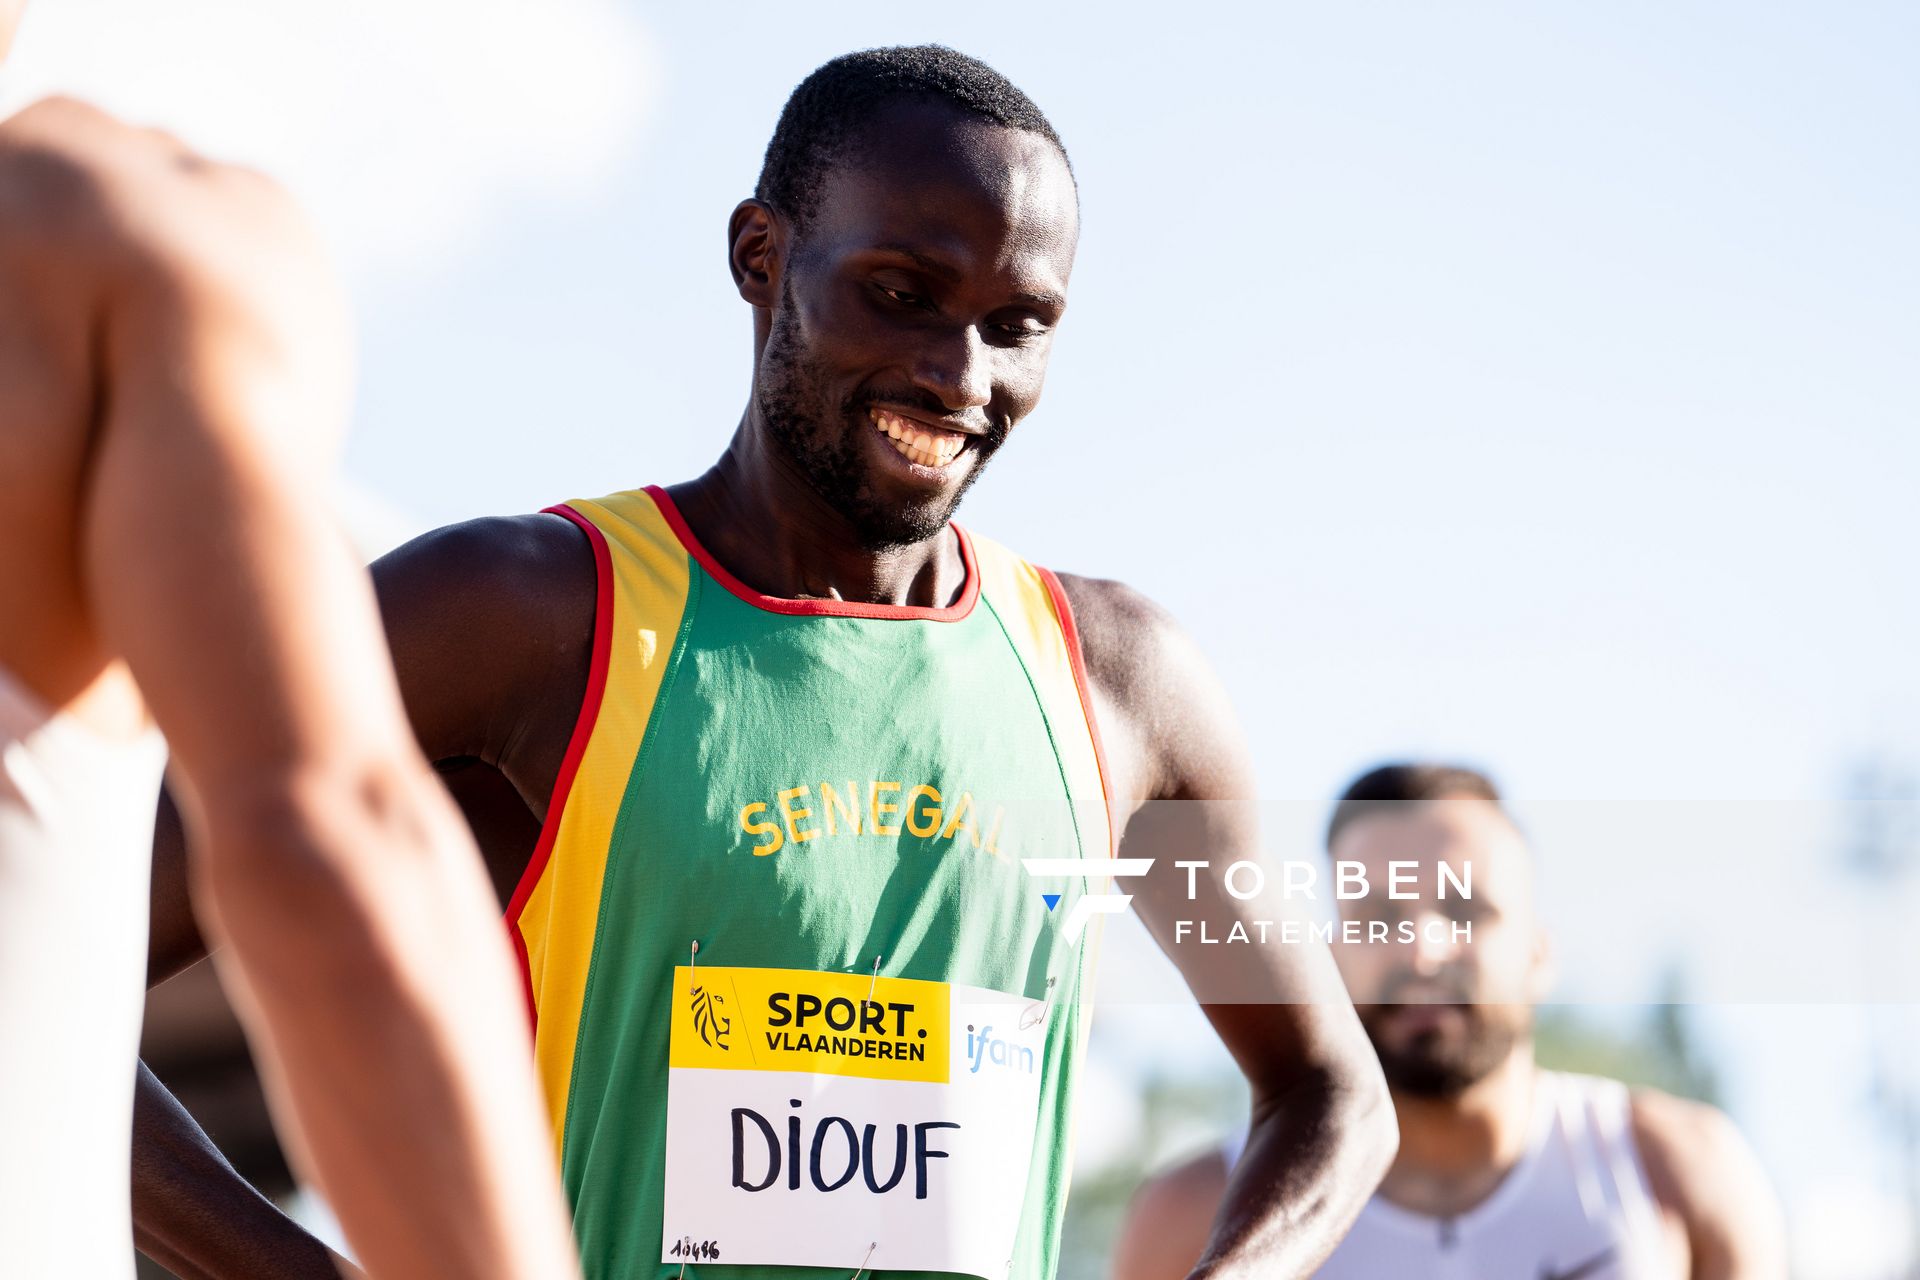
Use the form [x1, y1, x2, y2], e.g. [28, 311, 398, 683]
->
[9, 1, 1916, 1272]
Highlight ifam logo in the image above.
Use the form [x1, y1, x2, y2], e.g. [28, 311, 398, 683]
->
[1020, 858, 1154, 942]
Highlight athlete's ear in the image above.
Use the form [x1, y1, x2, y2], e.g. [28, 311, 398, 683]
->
[728, 198, 784, 309]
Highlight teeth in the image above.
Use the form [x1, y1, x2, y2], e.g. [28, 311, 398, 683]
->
[872, 408, 967, 468]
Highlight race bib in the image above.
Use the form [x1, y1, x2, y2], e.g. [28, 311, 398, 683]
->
[661, 965, 1048, 1276]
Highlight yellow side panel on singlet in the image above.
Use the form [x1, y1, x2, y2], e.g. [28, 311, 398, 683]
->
[968, 531, 1120, 1218]
[968, 532, 1115, 865]
[511, 490, 690, 1151]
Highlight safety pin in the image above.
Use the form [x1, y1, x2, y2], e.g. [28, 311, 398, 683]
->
[850, 1241, 878, 1279]
[867, 955, 882, 1002]
[1018, 976, 1056, 1031]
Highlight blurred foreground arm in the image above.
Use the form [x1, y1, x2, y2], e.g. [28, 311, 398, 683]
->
[1061, 577, 1395, 1279]
[79, 128, 578, 1277]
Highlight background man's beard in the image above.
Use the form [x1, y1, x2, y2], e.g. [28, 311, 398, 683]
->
[1360, 1004, 1528, 1099]
[756, 300, 1003, 551]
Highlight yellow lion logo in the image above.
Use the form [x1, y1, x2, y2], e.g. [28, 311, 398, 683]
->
[691, 983, 730, 1050]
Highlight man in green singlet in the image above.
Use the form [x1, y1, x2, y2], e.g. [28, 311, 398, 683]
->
[130, 46, 1396, 1278]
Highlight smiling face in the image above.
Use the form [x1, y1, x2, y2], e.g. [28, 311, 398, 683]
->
[1332, 796, 1550, 1098]
[746, 100, 1079, 549]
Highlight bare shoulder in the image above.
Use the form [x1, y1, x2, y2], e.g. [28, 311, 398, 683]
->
[2, 94, 301, 225]
[1629, 1088, 1754, 1189]
[1054, 572, 1250, 806]
[5, 98, 351, 482]
[0, 95, 321, 287]
[1053, 574, 1184, 700]
[0, 97, 110, 232]
[1129, 1145, 1232, 1218]
[371, 513, 597, 777]
[1052, 574, 1203, 747]
[1112, 1148, 1231, 1280]
[375, 512, 596, 624]
[1630, 1088, 1788, 1275]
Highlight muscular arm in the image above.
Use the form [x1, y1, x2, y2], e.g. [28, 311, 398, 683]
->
[1060, 575, 1395, 1280]
[66, 114, 578, 1278]
[134, 514, 593, 1275]
[1632, 1090, 1788, 1280]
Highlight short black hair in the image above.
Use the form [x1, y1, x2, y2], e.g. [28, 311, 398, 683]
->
[755, 44, 1070, 230]
[1326, 763, 1508, 850]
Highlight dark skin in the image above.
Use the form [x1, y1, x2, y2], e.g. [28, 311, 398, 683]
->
[135, 101, 1395, 1278]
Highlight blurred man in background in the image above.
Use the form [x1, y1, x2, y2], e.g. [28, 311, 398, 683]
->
[0, 2, 578, 1274]
[1116, 764, 1788, 1279]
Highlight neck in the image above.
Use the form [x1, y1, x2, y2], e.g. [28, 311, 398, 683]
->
[664, 407, 967, 609]
[1377, 1045, 1538, 1218]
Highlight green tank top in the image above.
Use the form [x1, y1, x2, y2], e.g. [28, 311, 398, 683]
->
[508, 486, 1114, 1279]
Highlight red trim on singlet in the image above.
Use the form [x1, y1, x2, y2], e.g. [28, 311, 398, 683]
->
[643, 484, 980, 622]
[1036, 567, 1118, 857]
[503, 504, 616, 1030]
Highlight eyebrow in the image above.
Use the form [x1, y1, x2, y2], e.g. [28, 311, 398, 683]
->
[870, 244, 959, 280]
[869, 244, 1066, 311]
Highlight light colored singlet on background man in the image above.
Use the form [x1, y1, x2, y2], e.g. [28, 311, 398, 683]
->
[1225, 1071, 1679, 1280]
[0, 666, 166, 1279]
